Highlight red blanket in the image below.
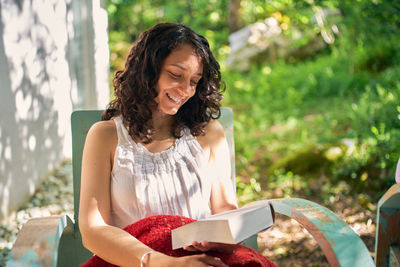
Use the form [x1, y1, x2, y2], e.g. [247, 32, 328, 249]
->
[81, 215, 277, 267]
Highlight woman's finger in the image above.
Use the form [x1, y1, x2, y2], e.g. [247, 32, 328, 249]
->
[196, 254, 227, 267]
[183, 245, 198, 251]
[191, 241, 210, 252]
[183, 241, 237, 254]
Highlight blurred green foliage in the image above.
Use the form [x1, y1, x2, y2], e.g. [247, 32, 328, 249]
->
[106, 0, 400, 208]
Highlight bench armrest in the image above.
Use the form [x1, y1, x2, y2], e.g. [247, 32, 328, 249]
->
[270, 198, 375, 267]
[7, 214, 74, 266]
[375, 183, 400, 266]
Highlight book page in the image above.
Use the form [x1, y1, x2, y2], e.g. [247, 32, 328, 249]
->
[204, 200, 270, 220]
[172, 220, 234, 249]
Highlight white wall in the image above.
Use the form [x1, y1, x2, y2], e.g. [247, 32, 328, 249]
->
[0, 0, 109, 221]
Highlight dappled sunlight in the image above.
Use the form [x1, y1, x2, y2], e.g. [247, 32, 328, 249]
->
[0, 0, 75, 221]
[1, 0, 109, 225]
[259, 214, 328, 266]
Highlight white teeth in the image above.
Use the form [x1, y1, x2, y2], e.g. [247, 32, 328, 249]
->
[167, 93, 182, 103]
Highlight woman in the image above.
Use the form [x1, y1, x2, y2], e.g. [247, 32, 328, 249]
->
[79, 23, 239, 266]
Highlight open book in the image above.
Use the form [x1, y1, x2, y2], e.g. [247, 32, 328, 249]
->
[171, 200, 275, 250]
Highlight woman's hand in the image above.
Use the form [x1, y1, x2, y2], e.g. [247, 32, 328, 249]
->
[152, 252, 227, 267]
[183, 241, 238, 254]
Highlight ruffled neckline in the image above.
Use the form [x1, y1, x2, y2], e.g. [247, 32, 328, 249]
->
[115, 116, 202, 159]
[126, 131, 183, 157]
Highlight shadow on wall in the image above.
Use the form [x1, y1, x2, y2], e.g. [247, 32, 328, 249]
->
[0, 0, 70, 221]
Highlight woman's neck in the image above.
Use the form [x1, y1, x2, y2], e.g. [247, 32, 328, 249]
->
[151, 110, 175, 140]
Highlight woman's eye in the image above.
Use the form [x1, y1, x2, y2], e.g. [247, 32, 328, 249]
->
[190, 80, 199, 86]
[168, 72, 181, 79]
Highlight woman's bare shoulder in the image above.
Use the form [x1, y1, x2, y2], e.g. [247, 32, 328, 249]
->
[196, 119, 226, 150]
[86, 120, 117, 147]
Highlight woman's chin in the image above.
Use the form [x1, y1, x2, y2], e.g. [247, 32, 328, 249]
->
[157, 107, 179, 116]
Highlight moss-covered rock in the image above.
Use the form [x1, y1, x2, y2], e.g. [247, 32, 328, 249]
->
[267, 142, 346, 177]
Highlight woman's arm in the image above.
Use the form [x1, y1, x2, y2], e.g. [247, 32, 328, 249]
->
[79, 121, 226, 267]
[79, 121, 159, 266]
[205, 119, 238, 214]
[186, 120, 239, 254]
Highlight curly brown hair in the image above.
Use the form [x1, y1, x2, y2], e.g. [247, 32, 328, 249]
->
[102, 22, 224, 143]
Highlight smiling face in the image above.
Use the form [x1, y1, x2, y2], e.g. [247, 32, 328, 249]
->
[154, 44, 203, 116]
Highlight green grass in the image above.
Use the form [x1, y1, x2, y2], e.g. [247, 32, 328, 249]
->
[224, 53, 400, 208]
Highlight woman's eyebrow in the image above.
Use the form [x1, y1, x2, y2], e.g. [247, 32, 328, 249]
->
[169, 63, 202, 77]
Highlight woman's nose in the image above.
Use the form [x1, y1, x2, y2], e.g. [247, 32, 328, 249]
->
[178, 79, 194, 95]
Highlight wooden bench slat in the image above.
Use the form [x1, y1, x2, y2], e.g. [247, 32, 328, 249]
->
[8, 215, 73, 266]
[270, 198, 375, 267]
[375, 183, 400, 267]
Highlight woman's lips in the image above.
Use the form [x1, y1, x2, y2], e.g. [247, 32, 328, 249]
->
[167, 93, 184, 104]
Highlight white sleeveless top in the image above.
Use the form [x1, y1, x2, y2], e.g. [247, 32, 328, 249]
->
[110, 116, 212, 229]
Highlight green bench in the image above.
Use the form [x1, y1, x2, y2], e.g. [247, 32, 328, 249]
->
[8, 108, 398, 266]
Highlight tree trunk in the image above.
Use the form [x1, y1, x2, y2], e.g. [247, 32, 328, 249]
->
[228, 0, 242, 33]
